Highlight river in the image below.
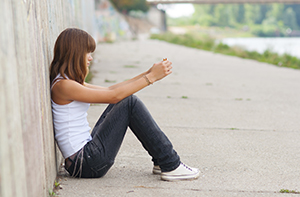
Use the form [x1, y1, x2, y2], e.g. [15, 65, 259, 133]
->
[221, 37, 300, 58]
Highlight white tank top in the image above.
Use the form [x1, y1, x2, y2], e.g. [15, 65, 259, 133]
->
[51, 74, 92, 158]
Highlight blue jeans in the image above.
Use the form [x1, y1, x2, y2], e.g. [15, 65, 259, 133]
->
[66, 95, 181, 178]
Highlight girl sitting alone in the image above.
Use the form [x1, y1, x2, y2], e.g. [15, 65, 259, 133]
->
[50, 28, 200, 181]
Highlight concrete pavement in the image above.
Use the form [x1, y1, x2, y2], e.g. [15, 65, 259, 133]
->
[57, 37, 300, 196]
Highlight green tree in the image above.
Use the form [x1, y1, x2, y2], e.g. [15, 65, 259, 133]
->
[214, 4, 234, 27]
[285, 4, 300, 27]
[244, 4, 255, 24]
[283, 7, 299, 30]
[265, 4, 284, 21]
[192, 5, 216, 26]
[209, 5, 216, 16]
[257, 5, 269, 24]
[244, 4, 261, 25]
[170, 3, 300, 37]
[236, 4, 245, 23]
[110, 0, 149, 13]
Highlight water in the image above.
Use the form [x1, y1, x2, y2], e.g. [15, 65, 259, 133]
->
[221, 37, 300, 58]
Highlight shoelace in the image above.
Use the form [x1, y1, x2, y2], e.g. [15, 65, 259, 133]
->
[181, 163, 193, 171]
[72, 148, 84, 178]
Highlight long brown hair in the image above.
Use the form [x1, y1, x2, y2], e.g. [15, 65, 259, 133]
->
[50, 28, 96, 85]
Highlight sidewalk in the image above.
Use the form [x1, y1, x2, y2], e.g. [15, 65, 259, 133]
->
[57, 37, 300, 196]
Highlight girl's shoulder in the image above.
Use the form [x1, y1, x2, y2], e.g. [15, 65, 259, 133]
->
[51, 78, 83, 105]
[51, 74, 73, 89]
[52, 78, 80, 91]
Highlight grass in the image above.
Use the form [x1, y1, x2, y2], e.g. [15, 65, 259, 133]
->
[85, 72, 93, 83]
[105, 79, 116, 83]
[49, 180, 62, 197]
[85, 63, 94, 83]
[54, 180, 61, 189]
[280, 189, 300, 194]
[124, 65, 138, 68]
[49, 189, 57, 197]
[168, 25, 254, 39]
[150, 32, 300, 70]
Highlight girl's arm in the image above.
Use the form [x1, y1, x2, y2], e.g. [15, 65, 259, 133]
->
[84, 82, 107, 90]
[108, 70, 149, 90]
[51, 60, 172, 104]
[83, 70, 149, 90]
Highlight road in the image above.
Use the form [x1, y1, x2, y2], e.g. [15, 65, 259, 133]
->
[57, 37, 300, 196]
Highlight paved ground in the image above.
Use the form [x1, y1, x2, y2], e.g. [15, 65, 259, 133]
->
[57, 36, 300, 196]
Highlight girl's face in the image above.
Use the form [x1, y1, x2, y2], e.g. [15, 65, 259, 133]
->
[86, 52, 93, 67]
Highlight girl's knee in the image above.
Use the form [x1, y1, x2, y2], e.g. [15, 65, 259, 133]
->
[131, 94, 139, 102]
[119, 95, 139, 105]
[115, 95, 142, 114]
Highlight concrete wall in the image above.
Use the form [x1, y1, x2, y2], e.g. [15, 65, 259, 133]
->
[0, 0, 96, 196]
[95, 0, 132, 42]
[147, 6, 167, 32]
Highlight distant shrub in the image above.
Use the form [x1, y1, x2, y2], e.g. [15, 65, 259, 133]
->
[150, 32, 300, 69]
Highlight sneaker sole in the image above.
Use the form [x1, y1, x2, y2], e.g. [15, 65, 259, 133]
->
[161, 171, 200, 181]
[152, 168, 161, 175]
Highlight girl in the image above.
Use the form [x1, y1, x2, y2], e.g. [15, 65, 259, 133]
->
[50, 28, 200, 181]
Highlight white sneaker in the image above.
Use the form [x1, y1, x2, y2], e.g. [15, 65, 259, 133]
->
[152, 165, 161, 174]
[160, 163, 200, 181]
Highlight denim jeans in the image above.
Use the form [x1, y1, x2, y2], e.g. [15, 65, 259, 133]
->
[66, 95, 181, 178]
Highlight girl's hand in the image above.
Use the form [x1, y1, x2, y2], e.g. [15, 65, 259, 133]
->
[146, 60, 173, 83]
